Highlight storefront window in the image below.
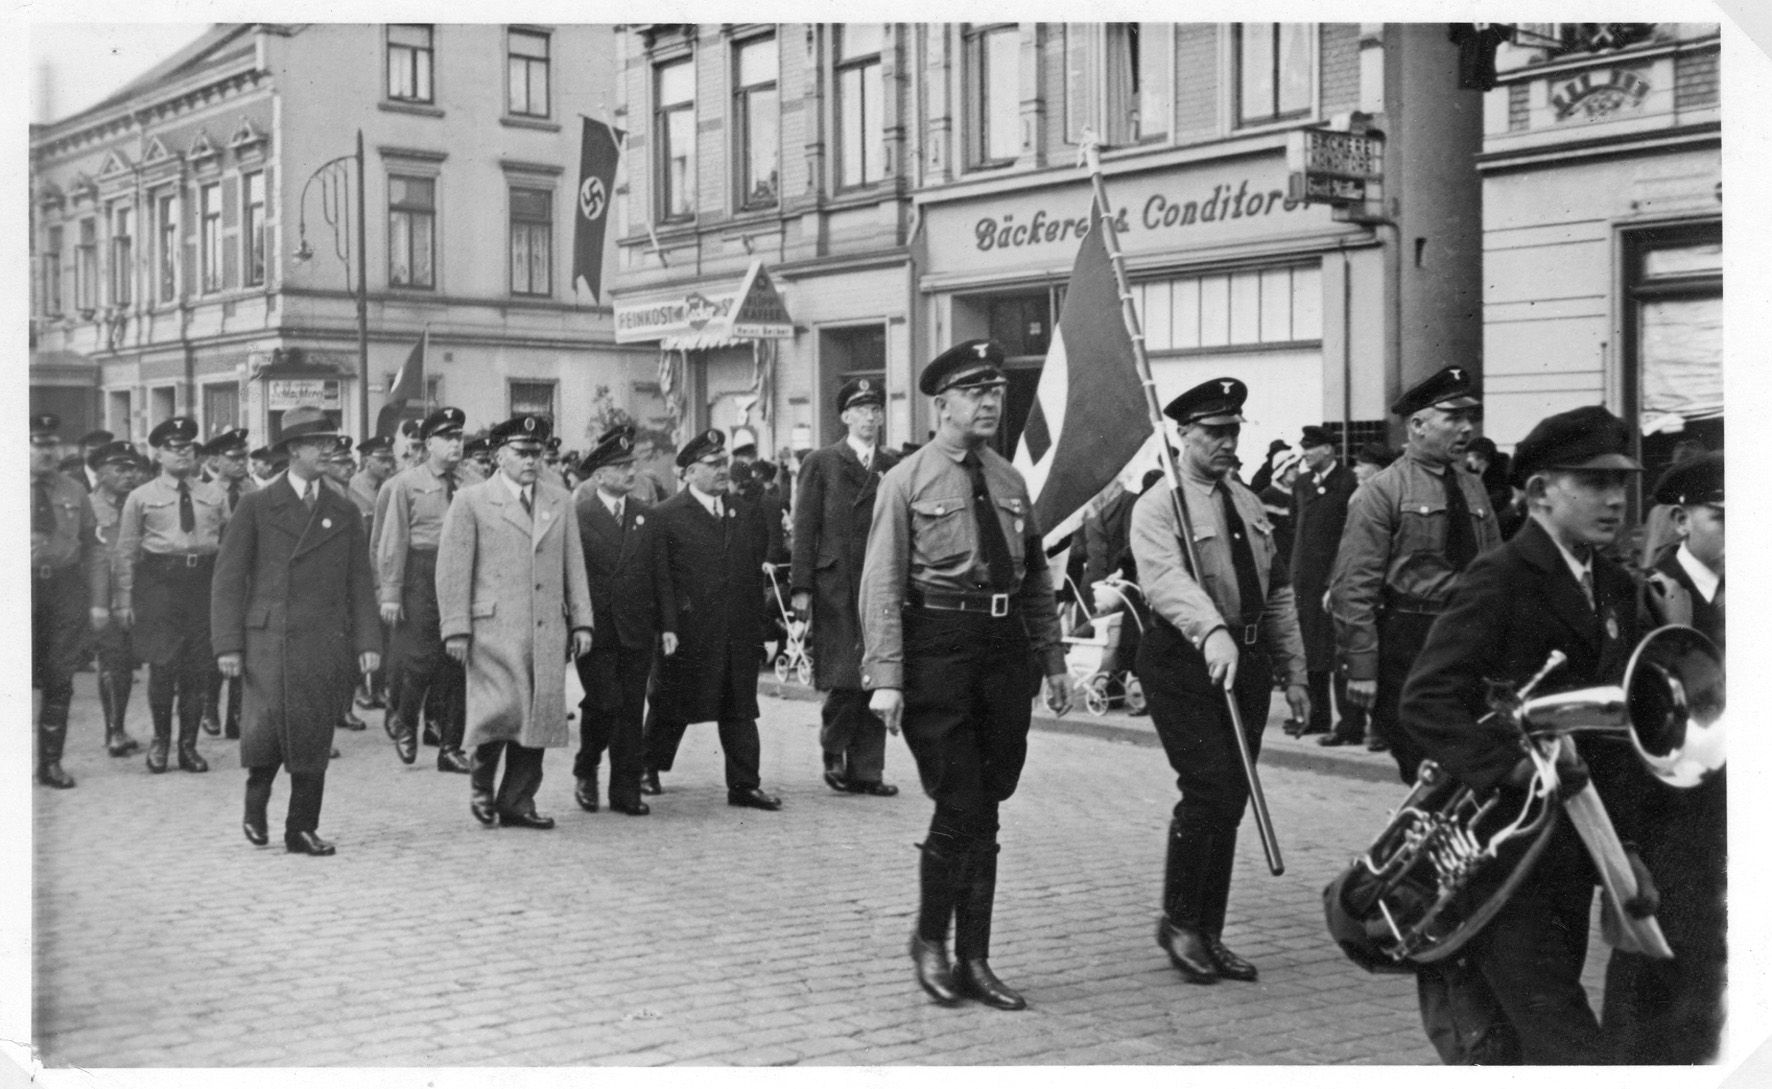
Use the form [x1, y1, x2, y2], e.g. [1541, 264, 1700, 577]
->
[1627, 223, 1722, 487]
[1139, 264, 1321, 351]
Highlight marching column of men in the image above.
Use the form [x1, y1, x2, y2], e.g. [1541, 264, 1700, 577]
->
[200, 427, 255, 739]
[31, 413, 99, 787]
[86, 439, 145, 760]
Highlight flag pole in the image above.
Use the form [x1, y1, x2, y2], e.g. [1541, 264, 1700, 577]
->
[1081, 138, 1284, 876]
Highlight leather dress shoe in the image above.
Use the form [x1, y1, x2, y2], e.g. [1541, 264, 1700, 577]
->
[909, 934, 961, 1006]
[851, 780, 899, 797]
[822, 753, 847, 792]
[608, 797, 650, 816]
[242, 819, 269, 846]
[436, 748, 471, 774]
[498, 809, 556, 830]
[470, 792, 497, 827]
[285, 831, 336, 856]
[954, 958, 1027, 1011]
[107, 733, 143, 756]
[177, 743, 209, 773]
[200, 711, 221, 737]
[1296, 724, 1329, 736]
[575, 777, 600, 812]
[1204, 935, 1257, 982]
[36, 762, 76, 789]
[1281, 717, 1303, 737]
[639, 769, 662, 795]
[146, 738, 170, 774]
[338, 710, 367, 731]
[1366, 736, 1391, 752]
[1156, 918, 1218, 984]
[1318, 732, 1358, 747]
[394, 723, 417, 765]
[727, 787, 782, 811]
[383, 711, 398, 740]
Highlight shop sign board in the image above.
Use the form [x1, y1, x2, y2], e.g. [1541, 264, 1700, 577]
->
[1286, 128, 1386, 206]
[615, 259, 794, 345]
[267, 379, 342, 410]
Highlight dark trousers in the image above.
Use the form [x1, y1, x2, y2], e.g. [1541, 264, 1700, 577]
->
[1375, 610, 1436, 784]
[390, 550, 466, 751]
[1307, 668, 1352, 737]
[245, 763, 326, 837]
[471, 741, 546, 816]
[643, 714, 762, 793]
[574, 643, 651, 803]
[819, 687, 887, 783]
[1602, 945, 1726, 1063]
[133, 559, 214, 737]
[32, 566, 86, 766]
[206, 667, 242, 730]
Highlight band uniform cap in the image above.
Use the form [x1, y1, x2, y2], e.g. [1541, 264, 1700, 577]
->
[463, 431, 493, 457]
[580, 428, 638, 474]
[920, 339, 1008, 396]
[421, 407, 467, 440]
[323, 435, 359, 461]
[1511, 405, 1642, 483]
[78, 428, 115, 447]
[87, 440, 136, 470]
[399, 419, 423, 439]
[490, 414, 552, 449]
[837, 376, 885, 414]
[1651, 451, 1723, 507]
[1355, 441, 1397, 468]
[250, 445, 273, 462]
[1391, 365, 1481, 417]
[357, 435, 395, 456]
[201, 427, 250, 457]
[30, 412, 62, 437]
[597, 423, 636, 445]
[1300, 425, 1335, 449]
[675, 428, 726, 469]
[148, 416, 201, 448]
[273, 406, 341, 453]
[1163, 377, 1248, 426]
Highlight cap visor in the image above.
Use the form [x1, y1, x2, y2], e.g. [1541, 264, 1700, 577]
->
[1187, 412, 1245, 426]
[1551, 452, 1643, 472]
[1431, 395, 1482, 410]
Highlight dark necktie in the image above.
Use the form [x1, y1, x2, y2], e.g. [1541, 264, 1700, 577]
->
[228, 479, 241, 513]
[1218, 485, 1265, 626]
[444, 471, 456, 503]
[1442, 468, 1478, 572]
[1580, 568, 1596, 611]
[178, 479, 195, 533]
[521, 490, 533, 518]
[32, 479, 55, 535]
[302, 481, 316, 511]
[611, 499, 624, 524]
[962, 451, 1015, 592]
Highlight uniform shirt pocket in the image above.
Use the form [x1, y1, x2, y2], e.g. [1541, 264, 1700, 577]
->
[993, 495, 1028, 567]
[910, 497, 970, 566]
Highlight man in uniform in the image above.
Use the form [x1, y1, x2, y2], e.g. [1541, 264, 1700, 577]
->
[213, 406, 381, 856]
[74, 429, 115, 492]
[791, 376, 901, 796]
[1130, 379, 1309, 985]
[32, 413, 100, 787]
[347, 435, 397, 710]
[248, 445, 280, 488]
[1329, 366, 1498, 781]
[376, 407, 472, 772]
[1401, 405, 1650, 1064]
[199, 427, 256, 738]
[1603, 451, 1726, 1063]
[570, 425, 663, 816]
[464, 431, 495, 478]
[1289, 424, 1359, 745]
[87, 440, 145, 758]
[439, 414, 595, 830]
[641, 429, 784, 812]
[114, 416, 229, 774]
[859, 340, 1072, 1011]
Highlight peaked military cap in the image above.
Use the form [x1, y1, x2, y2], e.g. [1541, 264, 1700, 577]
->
[357, 435, 395, 456]
[1652, 451, 1723, 508]
[78, 428, 115, 447]
[490, 413, 551, 449]
[1511, 405, 1641, 482]
[1300, 424, 1335, 449]
[420, 407, 467, 440]
[273, 406, 341, 453]
[250, 445, 274, 462]
[1391, 365, 1481, 417]
[323, 435, 357, 462]
[838, 376, 885, 413]
[87, 440, 136, 470]
[148, 416, 201, 448]
[675, 428, 726, 468]
[30, 412, 61, 437]
[201, 427, 250, 457]
[399, 418, 423, 439]
[1164, 377, 1247, 426]
[464, 431, 493, 458]
[920, 339, 1008, 396]
[580, 427, 638, 474]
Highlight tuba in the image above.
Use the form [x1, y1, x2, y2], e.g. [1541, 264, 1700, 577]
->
[1324, 625, 1725, 973]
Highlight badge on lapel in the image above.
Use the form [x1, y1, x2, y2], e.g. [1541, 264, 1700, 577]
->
[321, 518, 332, 529]
[1605, 612, 1619, 641]
[636, 515, 645, 526]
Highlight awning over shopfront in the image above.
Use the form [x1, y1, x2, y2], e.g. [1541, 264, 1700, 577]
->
[614, 260, 794, 350]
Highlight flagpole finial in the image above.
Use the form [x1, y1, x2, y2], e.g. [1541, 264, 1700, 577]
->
[1078, 130, 1101, 174]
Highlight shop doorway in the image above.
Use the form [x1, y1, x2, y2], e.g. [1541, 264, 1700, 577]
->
[818, 324, 886, 446]
[951, 288, 1058, 457]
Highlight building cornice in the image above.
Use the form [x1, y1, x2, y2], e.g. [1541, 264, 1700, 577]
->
[32, 62, 269, 164]
[1477, 119, 1720, 174]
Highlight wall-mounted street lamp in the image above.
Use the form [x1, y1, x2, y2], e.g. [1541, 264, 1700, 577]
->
[293, 130, 369, 438]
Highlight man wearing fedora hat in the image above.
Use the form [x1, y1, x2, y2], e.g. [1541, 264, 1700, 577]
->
[114, 416, 230, 775]
[213, 406, 381, 856]
[791, 376, 902, 797]
[438, 414, 595, 830]
[31, 412, 101, 787]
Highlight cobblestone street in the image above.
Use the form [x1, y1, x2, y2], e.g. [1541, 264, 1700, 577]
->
[29, 671, 1609, 1069]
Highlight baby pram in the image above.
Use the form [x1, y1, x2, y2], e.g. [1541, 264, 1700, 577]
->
[1061, 576, 1147, 716]
[766, 564, 813, 686]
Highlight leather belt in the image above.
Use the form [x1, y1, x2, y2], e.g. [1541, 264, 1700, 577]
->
[908, 588, 1016, 618]
[141, 552, 214, 569]
[1236, 621, 1262, 646]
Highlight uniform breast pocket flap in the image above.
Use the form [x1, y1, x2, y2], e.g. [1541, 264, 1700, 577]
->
[1403, 496, 1448, 519]
[911, 497, 969, 563]
[471, 601, 497, 619]
[1190, 524, 1219, 544]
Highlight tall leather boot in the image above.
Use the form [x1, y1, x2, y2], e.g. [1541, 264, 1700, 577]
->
[909, 840, 963, 1006]
[1156, 819, 1219, 983]
[146, 699, 173, 774]
[201, 669, 223, 736]
[100, 671, 142, 756]
[953, 842, 1025, 1009]
[1198, 828, 1256, 981]
[469, 744, 498, 826]
[176, 688, 209, 773]
[36, 697, 75, 788]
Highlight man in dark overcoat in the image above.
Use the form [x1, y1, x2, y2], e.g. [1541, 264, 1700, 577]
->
[790, 377, 901, 796]
[641, 428, 782, 811]
[1289, 424, 1359, 743]
[212, 406, 380, 856]
[571, 425, 665, 816]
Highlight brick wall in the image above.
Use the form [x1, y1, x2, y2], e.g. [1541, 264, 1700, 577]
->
[1319, 23, 1360, 115]
[1675, 48, 1718, 111]
[1173, 25, 1219, 143]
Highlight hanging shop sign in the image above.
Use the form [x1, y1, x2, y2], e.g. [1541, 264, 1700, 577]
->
[1286, 126, 1386, 206]
[267, 379, 343, 411]
[614, 260, 795, 348]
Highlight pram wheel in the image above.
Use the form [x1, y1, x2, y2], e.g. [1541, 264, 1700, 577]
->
[774, 652, 792, 683]
[1084, 673, 1112, 717]
[1124, 675, 1146, 714]
[795, 656, 813, 686]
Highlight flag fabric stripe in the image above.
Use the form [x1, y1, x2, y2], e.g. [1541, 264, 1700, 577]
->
[376, 329, 427, 439]
[1012, 204, 1149, 548]
[573, 118, 622, 302]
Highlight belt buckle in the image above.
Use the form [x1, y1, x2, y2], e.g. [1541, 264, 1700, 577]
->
[184, 553, 201, 568]
[990, 593, 1009, 618]
[1242, 622, 1260, 646]
[37, 565, 52, 580]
